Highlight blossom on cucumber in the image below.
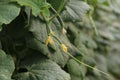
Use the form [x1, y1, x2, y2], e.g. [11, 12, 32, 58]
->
[61, 44, 67, 53]
[45, 36, 54, 45]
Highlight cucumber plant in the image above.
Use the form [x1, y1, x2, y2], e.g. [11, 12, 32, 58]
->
[0, 0, 120, 80]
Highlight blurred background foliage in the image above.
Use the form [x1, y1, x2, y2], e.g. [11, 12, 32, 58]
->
[0, 0, 120, 80]
[61, 0, 120, 80]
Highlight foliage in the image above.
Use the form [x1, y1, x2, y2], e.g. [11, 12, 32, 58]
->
[0, 0, 120, 80]
[0, 49, 14, 80]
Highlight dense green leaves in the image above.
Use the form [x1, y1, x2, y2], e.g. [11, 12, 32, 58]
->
[0, 0, 120, 80]
[0, 2, 20, 25]
[0, 49, 15, 80]
[14, 54, 70, 80]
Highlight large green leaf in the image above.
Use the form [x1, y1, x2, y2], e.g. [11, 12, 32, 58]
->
[0, 2, 20, 25]
[67, 59, 87, 80]
[14, 53, 70, 80]
[62, 0, 90, 21]
[26, 17, 67, 67]
[11, 0, 50, 17]
[26, 17, 81, 67]
[0, 49, 15, 80]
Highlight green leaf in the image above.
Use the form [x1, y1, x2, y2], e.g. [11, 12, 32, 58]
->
[0, 2, 20, 24]
[0, 49, 15, 80]
[67, 59, 87, 80]
[28, 17, 48, 43]
[14, 53, 70, 80]
[62, 0, 90, 21]
[11, 0, 50, 16]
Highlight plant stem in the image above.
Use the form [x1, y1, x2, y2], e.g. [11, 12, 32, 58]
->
[49, 0, 64, 21]
[88, 14, 98, 36]
[88, 7, 98, 36]
[67, 53, 113, 80]
[50, 6, 65, 29]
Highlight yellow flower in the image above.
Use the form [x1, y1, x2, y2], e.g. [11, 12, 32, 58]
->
[61, 44, 67, 53]
[45, 36, 54, 45]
